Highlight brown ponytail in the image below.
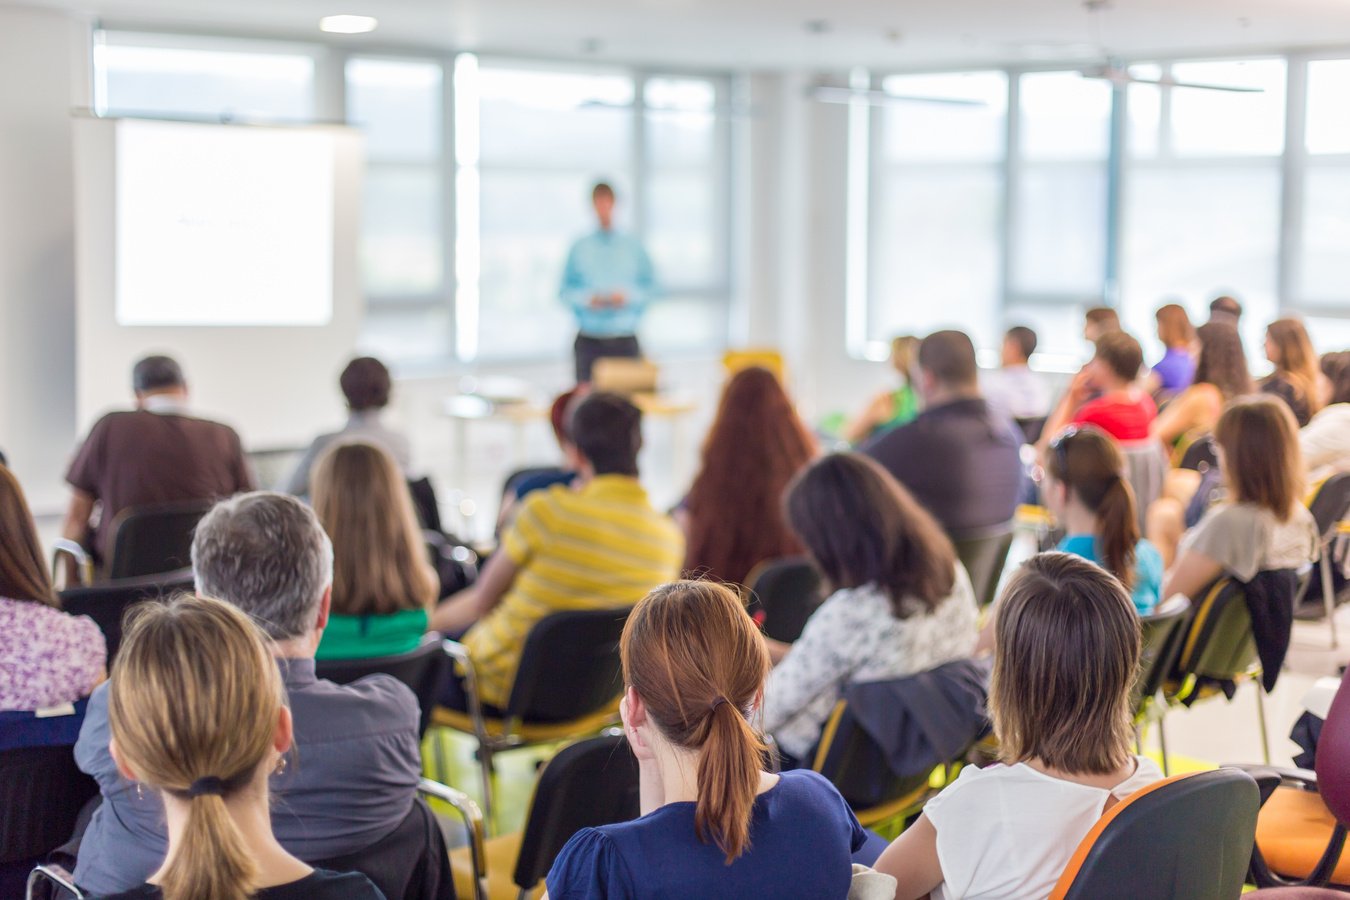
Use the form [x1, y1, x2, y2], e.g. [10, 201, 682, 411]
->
[109, 595, 285, 900]
[1045, 427, 1139, 591]
[621, 581, 771, 863]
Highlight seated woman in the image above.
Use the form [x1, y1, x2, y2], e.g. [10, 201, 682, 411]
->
[1261, 318, 1324, 428]
[311, 441, 439, 660]
[1151, 320, 1252, 450]
[876, 552, 1163, 900]
[545, 581, 870, 899]
[842, 335, 920, 445]
[93, 595, 382, 900]
[679, 367, 817, 587]
[1040, 331, 1156, 450]
[1163, 395, 1320, 603]
[0, 464, 105, 711]
[1303, 351, 1350, 482]
[1044, 426, 1164, 614]
[1145, 302, 1197, 400]
[761, 453, 978, 768]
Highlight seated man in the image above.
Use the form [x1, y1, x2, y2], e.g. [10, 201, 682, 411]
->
[73, 492, 421, 895]
[984, 325, 1050, 422]
[432, 392, 684, 709]
[862, 330, 1024, 541]
[1040, 330, 1157, 448]
[281, 355, 413, 496]
[62, 355, 254, 565]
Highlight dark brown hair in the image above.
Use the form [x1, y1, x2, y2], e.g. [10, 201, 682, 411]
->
[785, 453, 956, 616]
[1323, 351, 1350, 406]
[339, 357, 392, 412]
[622, 581, 771, 863]
[684, 368, 816, 586]
[1155, 304, 1195, 349]
[1214, 395, 1304, 522]
[0, 465, 59, 608]
[1193, 322, 1253, 399]
[1267, 319, 1323, 418]
[570, 392, 642, 477]
[1093, 331, 1144, 383]
[1005, 326, 1037, 361]
[1045, 427, 1139, 591]
[1210, 295, 1243, 320]
[1085, 307, 1121, 332]
[991, 552, 1140, 775]
[918, 330, 979, 389]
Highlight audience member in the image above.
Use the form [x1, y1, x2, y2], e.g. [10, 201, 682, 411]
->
[843, 336, 921, 444]
[984, 325, 1050, 421]
[75, 492, 421, 894]
[431, 393, 683, 709]
[1083, 306, 1122, 344]
[62, 355, 254, 565]
[680, 367, 816, 587]
[545, 581, 869, 899]
[1151, 321, 1253, 447]
[1042, 331, 1156, 446]
[762, 454, 978, 766]
[93, 596, 383, 900]
[1302, 351, 1350, 481]
[495, 388, 588, 536]
[1162, 396, 1320, 602]
[310, 442, 439, 660]
[863, 331, 1023, 539]
[876, 553, 1162, 900]
[1261, 318, 1324, 427]
[1146, 303, 1197, 398]
[0, 464, 105, 711]
[1208, 294, 1243, 327]
[1043, 427, 1163, 614]
[281, 357, 412, 496]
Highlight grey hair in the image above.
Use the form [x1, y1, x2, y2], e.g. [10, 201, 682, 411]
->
[191, 492, 334, 641]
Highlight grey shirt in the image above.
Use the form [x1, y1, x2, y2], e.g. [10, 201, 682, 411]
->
[279, 411, 414, 496]
[73, 658, 421, 895]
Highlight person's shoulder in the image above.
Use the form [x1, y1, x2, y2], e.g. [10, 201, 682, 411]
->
[310, 671, 420, 726]
[775, 769, 852, 806]
[267, 869, 384, 899]
[547, 826, 636, 899]
[92, 884, 160, 900]
[1136, 539, 1165, 571]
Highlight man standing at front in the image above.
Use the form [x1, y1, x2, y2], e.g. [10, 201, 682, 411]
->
[559, 182, 657, 384]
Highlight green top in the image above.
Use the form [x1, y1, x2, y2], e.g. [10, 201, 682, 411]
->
[882, 384, 920, 432]
[315, 608, 430, 661]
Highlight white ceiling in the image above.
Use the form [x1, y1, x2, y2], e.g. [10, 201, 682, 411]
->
[13, 0, 1350, 70]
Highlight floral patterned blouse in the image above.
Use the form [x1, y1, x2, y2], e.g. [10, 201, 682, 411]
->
[0, 597, 106, 711]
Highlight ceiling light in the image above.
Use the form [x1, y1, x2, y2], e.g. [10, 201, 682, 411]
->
[319, 15, 378, 35]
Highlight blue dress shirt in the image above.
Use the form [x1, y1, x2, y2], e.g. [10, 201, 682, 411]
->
[559, 229, 657, 337]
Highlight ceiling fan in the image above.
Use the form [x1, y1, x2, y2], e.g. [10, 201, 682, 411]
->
[807, 83, 985, 108]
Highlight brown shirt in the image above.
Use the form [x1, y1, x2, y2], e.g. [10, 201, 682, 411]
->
[66, 409, 254, 557]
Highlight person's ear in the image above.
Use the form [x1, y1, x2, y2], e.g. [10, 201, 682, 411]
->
[622, 687, 656, 760]
[110, 737, 138, 783]
[274, 705, 294, 755]
[315, 586, 332, 632]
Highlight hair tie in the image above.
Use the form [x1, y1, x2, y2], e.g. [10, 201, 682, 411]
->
[187, 776, 227, 798]
[709, 696, 729, 713]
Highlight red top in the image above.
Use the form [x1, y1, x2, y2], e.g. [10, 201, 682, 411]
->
[1072, 392, 1158, 443]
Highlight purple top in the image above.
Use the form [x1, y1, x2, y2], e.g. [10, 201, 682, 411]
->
[0, 597, 106, 711]
[1152, 346, 1196, 394]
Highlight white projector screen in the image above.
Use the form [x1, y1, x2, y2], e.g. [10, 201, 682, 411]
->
[116, 120, 334, 326]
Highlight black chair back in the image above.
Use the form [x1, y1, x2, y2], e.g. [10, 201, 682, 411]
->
[506, 608, 630, 724]
[513, 734, 640, 892]
[953, 528, 1015, 608]
[314, 796, 454, 900]
[1309, 473, 1350, 537]
[105, 500, 212, 580]
[317, 638, 451, 737]
[1055, 769, 1258, 900]
[60, 569, 194, 664]
[502, 466, 567, 500]
[1178, 434, 1219, 473]
[1135, 594, 1192, 707]
[745, 557, 824, 643]
[813, 702, 932, 812]
[0, 745, 99, 897]
[407, 477, 444, 533]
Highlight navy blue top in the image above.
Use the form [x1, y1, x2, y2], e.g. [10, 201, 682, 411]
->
[546, 770, 867, 899]
[514, 469, 577, 500]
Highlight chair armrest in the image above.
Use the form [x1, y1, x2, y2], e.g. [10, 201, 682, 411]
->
[441, 639, 494, 747]
[1225, 764, 1316, 808]
[1232, 764, 1347, 890]
[51, 540, 92, 589]
[418, 777, 487, 900]
[26, 864, 85, 899]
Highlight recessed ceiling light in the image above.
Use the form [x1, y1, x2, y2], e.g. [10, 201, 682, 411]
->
[319, 15, 378, 34]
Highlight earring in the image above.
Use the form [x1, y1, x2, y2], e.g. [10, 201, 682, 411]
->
[134, 782, 145, 801]
[274, 756, 288, 777]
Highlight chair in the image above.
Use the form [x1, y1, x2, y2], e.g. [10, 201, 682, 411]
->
[1247, 889, 1350, 899]
[408, 475, 445, 532]
[743, 557, 824, 643]
[1, 740, 99, 900]
[1132, 594, 1192, 774]
[952, 527, 1015, 608]
[317, 636, 453, 737]
[1244, 669, 1350, 889]
[1293, 473, 1350, 649]
[434, 608, 630, 826]
[1121, 441, 1169, 532]
[449, 734, 639, 900]
[1048, 768, 1259, 900]
[722, 348, 786, 382]
[104, 500, 213, 580]
[1177, 432, 1219, 473]
[59, 568, 194, 664]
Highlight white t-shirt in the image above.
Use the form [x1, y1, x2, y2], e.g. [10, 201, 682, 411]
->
[925, 756, 1164, 900]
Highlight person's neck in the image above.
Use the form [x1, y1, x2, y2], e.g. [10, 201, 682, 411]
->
[638, 740, 777, 816]
[1024, 755, 1138, 790]
[271, 636, 318, 661]
[924, 384, 981, 408]
[1062, 499, 1099, 539]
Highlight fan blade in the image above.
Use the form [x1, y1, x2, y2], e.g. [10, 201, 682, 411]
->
[808, 85, 985, 107]
[1158, 78, 1264, 93]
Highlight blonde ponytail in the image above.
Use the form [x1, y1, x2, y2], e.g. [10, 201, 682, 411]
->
[161, 792, 258, 900]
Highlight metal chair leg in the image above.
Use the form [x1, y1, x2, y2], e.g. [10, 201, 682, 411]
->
[1155, 698, 1171, 776]
[1322, 555, 1338, 650]
[1255, 683, 1271, 765]
[477, 744, 496, 835]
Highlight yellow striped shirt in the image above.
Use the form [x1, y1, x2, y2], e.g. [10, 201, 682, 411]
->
[463, 475, 684, 707]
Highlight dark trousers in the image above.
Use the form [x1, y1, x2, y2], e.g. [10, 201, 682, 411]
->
[574, 334, 641, 384]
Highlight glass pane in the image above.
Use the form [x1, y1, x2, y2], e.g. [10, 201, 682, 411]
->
[478, 65, 633, 170]
[1299, 316, 1350, 355]
[644, 78, 717, 168]
[1003, 300, 1097, 364]
[1011, 164, 1106, 295]
[879, 71, 1007, 164]
[645, 171, 717, 288]
[1299, 167, 1350, 306]
[639, 294, 726, 352]
[358, 305, 452, 364]
[1019, 71, 1111, 161]
[1122, 165, 1280, 351]
[1170, 59, 1286, 157]
[362, 166, 443, 297]
[346, 58, 442, 161]
[1127, 64, 1162, 158]
[1307, 59, 1350, 155]
[869, 167, 1002, 349]
[98, 37, 314, 121]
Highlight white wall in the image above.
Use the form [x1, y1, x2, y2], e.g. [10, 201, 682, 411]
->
[0, 7, 90, 513]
